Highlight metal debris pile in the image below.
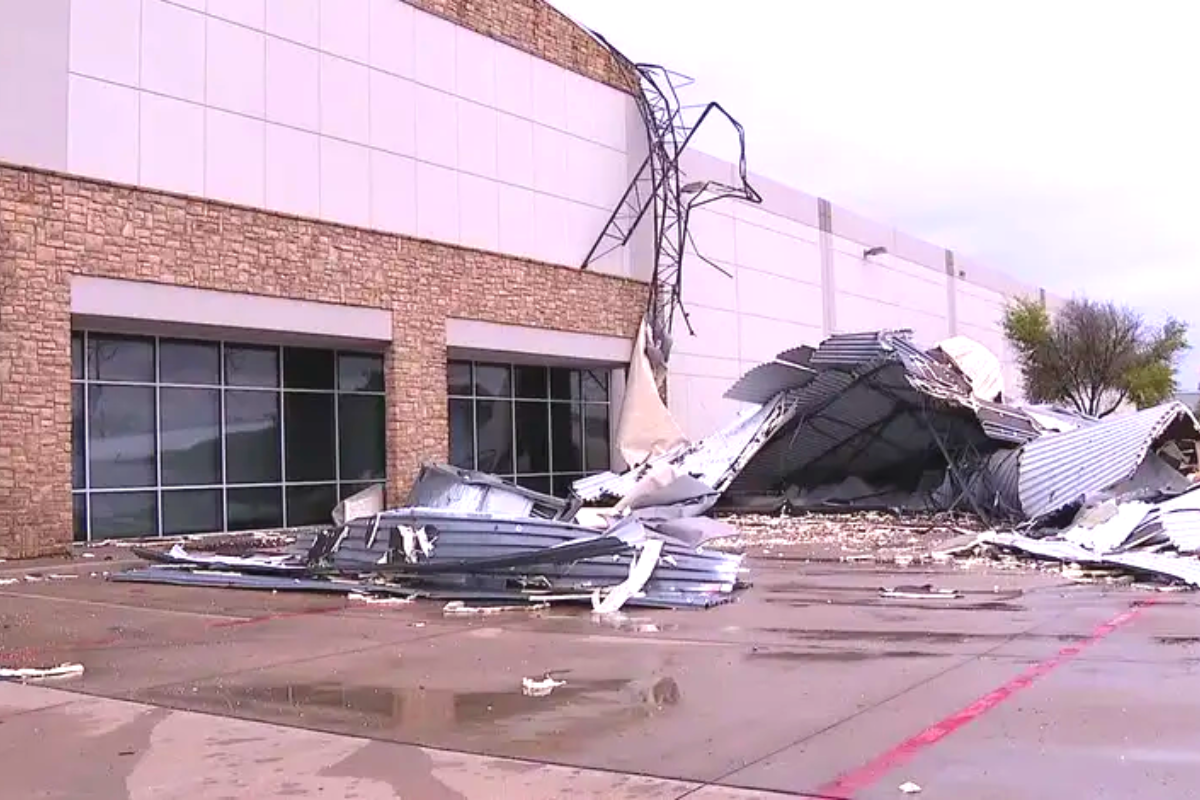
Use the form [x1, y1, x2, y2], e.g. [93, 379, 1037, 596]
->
[575, 329, 1200, 587]
[113, 464, 748, 612]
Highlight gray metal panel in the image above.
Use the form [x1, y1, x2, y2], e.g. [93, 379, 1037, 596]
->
[775, 346, 815, 366]
[723, 361, 815, 404]
[1017, 402, 1199, 520]
[808, 330, 914, 367]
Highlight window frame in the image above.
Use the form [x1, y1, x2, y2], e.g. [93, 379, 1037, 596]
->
[446, 359, 612, 496]
[71, 331, 386, 542]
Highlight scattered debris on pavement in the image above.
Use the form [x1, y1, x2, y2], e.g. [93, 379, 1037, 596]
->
[880, 585, 962, 600]
[899, 781, 923, 794]
[1, 663, 85, 682]
[522, 675, 566, 697]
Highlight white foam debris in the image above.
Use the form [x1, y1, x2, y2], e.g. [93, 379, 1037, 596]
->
[521, 676, 566, 697]
[1, 663, 85, 681]
[347, 593, 413, 606]
[899, 781, 922, 794]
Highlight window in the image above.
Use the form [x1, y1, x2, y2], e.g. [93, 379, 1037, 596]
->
[447, 360, 611, 498]
[71, 332, 386, 542]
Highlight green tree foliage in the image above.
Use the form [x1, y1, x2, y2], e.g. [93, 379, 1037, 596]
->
[1002, 296, 1189, 417]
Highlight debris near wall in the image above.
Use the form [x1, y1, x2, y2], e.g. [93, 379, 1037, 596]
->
[113, 464, 748, 613]
[574, 328, 1200, 584]
[705, 510, 987, 564]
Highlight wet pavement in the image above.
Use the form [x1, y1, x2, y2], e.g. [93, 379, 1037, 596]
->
[2, 557, 1198, 798]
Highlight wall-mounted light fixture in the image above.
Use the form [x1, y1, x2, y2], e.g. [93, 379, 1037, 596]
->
[863, 246, 887, 258]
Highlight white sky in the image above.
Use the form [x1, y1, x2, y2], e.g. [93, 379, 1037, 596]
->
[550, 0, 1200, 387]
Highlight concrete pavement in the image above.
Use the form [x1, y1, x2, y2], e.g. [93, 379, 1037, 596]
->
[2, 557, 1196, 798]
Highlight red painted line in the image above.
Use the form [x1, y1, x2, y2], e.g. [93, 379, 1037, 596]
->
[816, 600, 1155, 798]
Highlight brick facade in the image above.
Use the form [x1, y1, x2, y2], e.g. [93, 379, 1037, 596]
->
[404, 0, 639, 94]
[0, 164, 647, 558]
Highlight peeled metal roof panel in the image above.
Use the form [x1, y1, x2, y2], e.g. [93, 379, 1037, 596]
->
[775, 345, 815, 366]
[808, 330, 914, 368]
[723, 361, 815, 404]
[1017, 402, 1200, 521]
[572, 395, 797, 501]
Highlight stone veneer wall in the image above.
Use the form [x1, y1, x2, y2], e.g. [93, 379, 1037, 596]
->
[404, 0, 638, 94]
[0, 164, 647, 558]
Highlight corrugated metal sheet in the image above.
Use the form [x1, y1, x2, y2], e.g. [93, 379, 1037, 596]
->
[775, 345, 815, 366]
[724, 361, 815, 405]
[1017, 402, 1200, 521]
[808, 330, 914, 368]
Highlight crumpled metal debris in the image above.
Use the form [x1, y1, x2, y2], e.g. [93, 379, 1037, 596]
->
[114, 467, 749, 613]
[575, 330, 1199, 534]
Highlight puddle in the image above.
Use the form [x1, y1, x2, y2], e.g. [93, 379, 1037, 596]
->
[755, 627, 1086, 645]
[745, 647, 935, 662]
[141, 673, 683, 740]
[1155, 636, 1200, 646]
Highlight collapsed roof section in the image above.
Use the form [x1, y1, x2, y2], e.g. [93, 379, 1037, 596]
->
[577, 330, 1047, 519]
[575, 329, 1200, 526]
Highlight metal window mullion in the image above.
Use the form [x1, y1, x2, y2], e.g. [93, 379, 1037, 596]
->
[278, 345, 287, 527]
[219, 341, 229, 532]
[470, 362, 479, 470]
[82, 331, 92, 543]
[153, 336, 164, 537]
[334, 350, 343, 498]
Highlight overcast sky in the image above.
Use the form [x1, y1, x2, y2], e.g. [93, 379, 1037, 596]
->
[550, 0, 1200, 387]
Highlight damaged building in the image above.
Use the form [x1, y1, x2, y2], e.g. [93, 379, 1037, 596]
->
[2, 0, 1070, 558]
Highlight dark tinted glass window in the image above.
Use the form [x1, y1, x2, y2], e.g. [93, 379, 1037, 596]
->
[72, 333, 83, 380]
[161, 388, 221, 486]
[474, 364, 510, 398]
[286, 484, 338, 526]
[338, 394, 385, 481]
[514, 402, 550, 473]
[516, 474, 552, 496]
[225, 346, 278, 388]
[88, 385, 156, 488]
[514, 365, 548, 399]
[550, 402, 583, 473]
[338, 353, 384, 393]
[72, 384, 85, 489]
[160, 340, 220, 385]
[90, 491, 157, 538]
[552, 473, 583, 499]
[225, 390, 281, 483]
[550, 368, 579, 401]
[475, 399, 513, 474]
[582, 371, 609, 402]
[447, 361, 472, 396]
[87, 335, 154, 382]
[283, 347, 334, 390]
[162, 489, 223, 535]
[73, 494, 88, 542]
[340, 482, 382, 502]
[449, 399, 474, 469]
[227, 486, 283, 531]
[584, 404, 610, 471]
[284, 393, 335, 481]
